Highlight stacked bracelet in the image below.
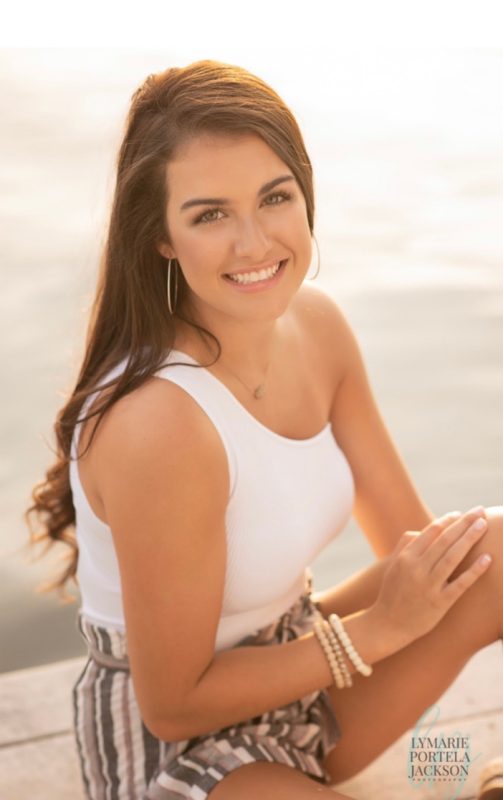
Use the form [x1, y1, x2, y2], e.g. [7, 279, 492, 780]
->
[313, 612, 374, 687]
[328, 613, 373, 677]
[323, 619, 353, 687]
[313, 618, 346, 689]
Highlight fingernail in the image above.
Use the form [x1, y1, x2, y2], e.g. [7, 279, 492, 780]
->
[438, 511, 461, 523]
[467, 505, 485, 516]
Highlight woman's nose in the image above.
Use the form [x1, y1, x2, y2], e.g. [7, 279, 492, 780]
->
[233, 216, 271, 258]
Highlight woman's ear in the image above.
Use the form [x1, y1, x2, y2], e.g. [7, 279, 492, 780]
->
[156, 240, 175, 260]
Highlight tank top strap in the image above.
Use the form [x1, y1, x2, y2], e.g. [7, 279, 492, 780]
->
[70, 352, 238, 495]
[154, 350, 238, 496]
[70, 357, 130, 461]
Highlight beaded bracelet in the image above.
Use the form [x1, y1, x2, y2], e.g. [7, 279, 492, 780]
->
[322, 619, 353, 687]
[328, 613, 373, 677]
[313, 619, 346, 689]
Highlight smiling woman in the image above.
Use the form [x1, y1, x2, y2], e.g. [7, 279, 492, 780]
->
[24, 58, 503, 800]
[155, 131, 312, 332]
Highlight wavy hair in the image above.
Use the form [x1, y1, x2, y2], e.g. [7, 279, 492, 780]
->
[24, 59, 316, 601]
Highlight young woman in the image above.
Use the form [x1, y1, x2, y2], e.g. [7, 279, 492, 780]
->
[26, 60, 503, 800]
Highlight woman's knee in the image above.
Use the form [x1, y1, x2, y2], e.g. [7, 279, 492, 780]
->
[447, 506, 503, 640]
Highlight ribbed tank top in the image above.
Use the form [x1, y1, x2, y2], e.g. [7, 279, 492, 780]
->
[69, 349, 355, 652]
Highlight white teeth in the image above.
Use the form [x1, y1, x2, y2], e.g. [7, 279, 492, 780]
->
[227, 261, 282, 284]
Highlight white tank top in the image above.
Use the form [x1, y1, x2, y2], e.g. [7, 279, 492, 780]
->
[69, 349, 355, 652]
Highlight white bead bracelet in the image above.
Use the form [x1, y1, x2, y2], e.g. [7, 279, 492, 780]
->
[328, 613, 373, 677]
[322, 619, 353, 687]
[313, 619, 346, 689]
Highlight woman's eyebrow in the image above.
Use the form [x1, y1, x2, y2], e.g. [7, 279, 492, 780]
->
[179, 174, 295, 212]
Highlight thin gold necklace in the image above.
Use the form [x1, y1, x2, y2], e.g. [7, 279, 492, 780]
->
[216, 356, 271, 399]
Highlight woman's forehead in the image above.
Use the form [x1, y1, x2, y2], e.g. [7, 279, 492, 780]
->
[166, 135, 288, 196]
[174, 130, 266, 158]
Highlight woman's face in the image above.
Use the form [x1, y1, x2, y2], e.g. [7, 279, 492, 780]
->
[158, 132, 313, 328]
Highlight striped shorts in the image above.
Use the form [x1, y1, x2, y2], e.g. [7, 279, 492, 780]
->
[72, 570, 342, 799]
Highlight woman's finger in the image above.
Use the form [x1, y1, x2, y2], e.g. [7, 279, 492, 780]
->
[403, 511, 462, 557]
[393, 530, 420, 555]
[430, 514, 489, 584]
[440, 549, 492, 608]
[424, 506, 487, 571]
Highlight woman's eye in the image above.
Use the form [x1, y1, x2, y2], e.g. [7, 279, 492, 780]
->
[194, 191, 292, 226]
[195, 208, 224, 225]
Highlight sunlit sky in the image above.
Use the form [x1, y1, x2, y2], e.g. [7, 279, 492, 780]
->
[3, 47, 502, 143]
[1, 0, 503, 47]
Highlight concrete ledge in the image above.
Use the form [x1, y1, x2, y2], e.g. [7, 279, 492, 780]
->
[0, 657, 86, 800]
[0, 644, 501, 799]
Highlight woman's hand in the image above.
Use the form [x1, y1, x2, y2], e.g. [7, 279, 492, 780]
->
[370, 507, 491, 647]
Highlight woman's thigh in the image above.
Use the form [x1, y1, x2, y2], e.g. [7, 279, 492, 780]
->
[322, 507, 503, 785]
[208, 762, 354, 799]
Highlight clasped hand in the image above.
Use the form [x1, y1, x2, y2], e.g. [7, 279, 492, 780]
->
[371, 507, 490, 646]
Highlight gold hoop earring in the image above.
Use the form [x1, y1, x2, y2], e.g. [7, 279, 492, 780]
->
[306, 235, 321, 280]
[167, 258, 178, 314]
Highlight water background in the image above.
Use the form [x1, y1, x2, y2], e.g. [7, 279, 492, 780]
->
[1, 48, 502, 673]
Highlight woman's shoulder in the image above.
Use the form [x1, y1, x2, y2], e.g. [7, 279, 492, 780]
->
[76, 364, 230, 521]
[92, 369, 228, 463]
[292, 282, 350, 331]
[291, 282, 354, 392]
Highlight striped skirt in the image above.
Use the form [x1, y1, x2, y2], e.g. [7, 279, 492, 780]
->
[72, 570, 342, 799]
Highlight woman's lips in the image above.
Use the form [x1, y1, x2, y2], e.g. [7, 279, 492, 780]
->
[222, 259, 287, 292]
[225, 258, 283, 276]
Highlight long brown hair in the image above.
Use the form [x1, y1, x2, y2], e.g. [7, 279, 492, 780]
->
[24, 59, 316, 601]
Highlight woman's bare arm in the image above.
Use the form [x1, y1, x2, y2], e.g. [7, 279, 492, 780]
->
[175, 604, 398, 741]
[95, 375, 408, 743]
[96, 371, 488, 742]
[297, 284, 436, 556]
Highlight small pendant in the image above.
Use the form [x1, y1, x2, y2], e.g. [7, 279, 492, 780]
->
[253, 383, 266, 399]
